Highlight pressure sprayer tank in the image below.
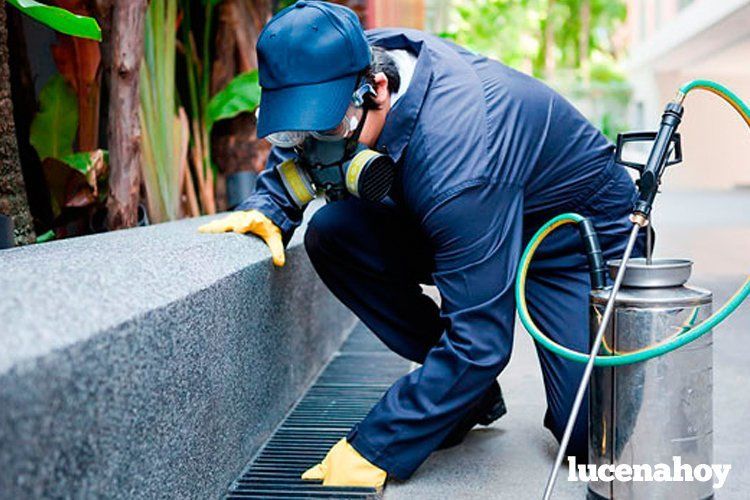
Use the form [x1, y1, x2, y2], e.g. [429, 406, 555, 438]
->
[588, 258, 713, 500]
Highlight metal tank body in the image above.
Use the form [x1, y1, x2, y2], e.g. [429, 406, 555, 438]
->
[588, 258, 713, 500]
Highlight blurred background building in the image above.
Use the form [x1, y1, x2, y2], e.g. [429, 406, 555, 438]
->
[625, 0, 750, 189]
[326, 0, 426, 29]
[367, 0, 425, 28]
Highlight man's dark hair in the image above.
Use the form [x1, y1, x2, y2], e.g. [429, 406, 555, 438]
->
[362, 46, 400, 109]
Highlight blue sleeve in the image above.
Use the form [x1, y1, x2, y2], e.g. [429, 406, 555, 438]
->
[413, 181, 522, 429]
[423, 182, 522, 374]
[235, 146, 304, 237]
[350, 180, 524, 477]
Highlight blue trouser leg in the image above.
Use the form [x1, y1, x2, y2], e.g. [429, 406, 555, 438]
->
[304, 198, 444, 363]
[525, 167, 647, 459]
[525, 251, 593, 459]
[526, 227, 646, 458]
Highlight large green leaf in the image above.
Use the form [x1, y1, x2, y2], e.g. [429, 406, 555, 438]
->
[30, 74, 78, 161]
[206, 70, 261, 131]
[8, 0, 102, 41]
[58, 150, 109, 178]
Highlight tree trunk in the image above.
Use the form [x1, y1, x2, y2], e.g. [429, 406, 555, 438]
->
[106, 0, 147, 230]
[0, 0, 35, 245]
[93, 0, 114, 78]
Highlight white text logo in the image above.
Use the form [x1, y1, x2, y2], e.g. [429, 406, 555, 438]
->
[567, 456, 731, 489]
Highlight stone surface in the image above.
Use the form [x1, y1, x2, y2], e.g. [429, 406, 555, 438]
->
[386, 190, 750, 499]
[0, 207, 355, 499]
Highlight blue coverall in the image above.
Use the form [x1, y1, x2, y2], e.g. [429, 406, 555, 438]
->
[238, 28, 645, 479]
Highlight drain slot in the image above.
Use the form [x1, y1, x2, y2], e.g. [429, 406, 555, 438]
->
[225, 324, 411, 499]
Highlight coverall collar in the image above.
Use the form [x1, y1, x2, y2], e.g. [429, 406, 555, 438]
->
[368, 32, 433, 163]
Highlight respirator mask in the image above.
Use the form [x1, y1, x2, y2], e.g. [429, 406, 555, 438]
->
[266, 83, 396, 208]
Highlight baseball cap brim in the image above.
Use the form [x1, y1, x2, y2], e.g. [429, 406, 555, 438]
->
[256, 72, 359, 138]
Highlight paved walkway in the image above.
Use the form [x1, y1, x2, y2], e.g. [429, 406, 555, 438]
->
[386, 190, 750, 499]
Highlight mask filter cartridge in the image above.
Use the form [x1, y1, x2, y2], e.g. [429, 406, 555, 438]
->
[277, 159, 317, 208]
[345, 149, 396, 202]
[275, 148, 395, 207]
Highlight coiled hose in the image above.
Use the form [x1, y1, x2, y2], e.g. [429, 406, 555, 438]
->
[516, 80, 750, 367]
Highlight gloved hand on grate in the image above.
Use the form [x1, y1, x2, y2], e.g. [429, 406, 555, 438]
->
[301, 438, 386, 487]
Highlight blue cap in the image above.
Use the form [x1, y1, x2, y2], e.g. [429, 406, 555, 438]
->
[256, 1, 371, 138]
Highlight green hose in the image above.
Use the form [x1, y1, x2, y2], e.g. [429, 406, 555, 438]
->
[516, 79, 750, 366]
[678, 79, 750, 125]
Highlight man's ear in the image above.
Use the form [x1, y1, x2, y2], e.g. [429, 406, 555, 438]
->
[367, 72, 390, 110]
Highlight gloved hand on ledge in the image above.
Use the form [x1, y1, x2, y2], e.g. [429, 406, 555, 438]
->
[301, 438, 387, 488]
[198, 210, 285, 267]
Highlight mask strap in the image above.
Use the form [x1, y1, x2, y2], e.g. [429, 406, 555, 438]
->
[345, 106, 369, 157]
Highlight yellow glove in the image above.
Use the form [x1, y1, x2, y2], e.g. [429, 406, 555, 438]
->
[301, 438, 386, 488]
[198, 210, 285, 267]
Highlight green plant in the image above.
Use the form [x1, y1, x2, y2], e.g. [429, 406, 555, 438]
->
[180, 0, 217, 215]
[207, 70, 261, 132]
[445, 0, 626, 83]
[444, 0, 630, 135]
[449, 0, 542, 71]
[140, 0, 190, 223]
[29, 74, 77, 162]
[29, 75, 108, 217]
[179, 0, 263, 215]
[43, 150, 108, 214]
[8, 0, 100, 40]
[599, 111, 628, 142]
[50, 0, 102, 153]
[9, 0, 103, 241]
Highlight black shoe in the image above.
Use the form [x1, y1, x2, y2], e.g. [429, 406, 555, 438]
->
[438, 380, 507, 450]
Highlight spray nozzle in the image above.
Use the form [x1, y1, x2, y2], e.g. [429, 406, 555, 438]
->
[631, 101, 685, 217]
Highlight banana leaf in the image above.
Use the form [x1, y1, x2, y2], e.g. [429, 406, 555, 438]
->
[50, 0, 102, 152]
[8, 0, 101, 41]
[206, 70, 261, 133]
[29, 74, 78, 162]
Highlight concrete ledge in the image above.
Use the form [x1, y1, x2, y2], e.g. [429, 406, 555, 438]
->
[0, 208, 355, 498]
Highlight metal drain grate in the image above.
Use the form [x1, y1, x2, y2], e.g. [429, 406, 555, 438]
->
[225, 323, 411, 499]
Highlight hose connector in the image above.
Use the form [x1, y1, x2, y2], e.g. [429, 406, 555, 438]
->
[578, 218, 608, 290]
[629, 211, 650, 228]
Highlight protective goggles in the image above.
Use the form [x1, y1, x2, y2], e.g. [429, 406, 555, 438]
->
[264, 84, 374, 148]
